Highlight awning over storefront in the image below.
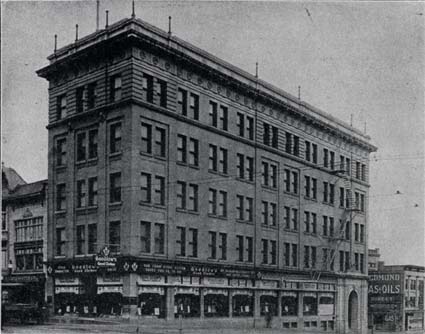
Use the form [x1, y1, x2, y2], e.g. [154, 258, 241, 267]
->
[282, 291, 297, 298]
[97, 285, 123, 294]
[231, 290, 253, 297]
[55, 286, 84, 294]
[259, 290, 278, 297]
[204, 288, 228, 296]
[175, 287, 199, 295]
[138, 286, 165, 295]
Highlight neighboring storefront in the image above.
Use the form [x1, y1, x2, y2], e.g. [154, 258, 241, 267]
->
[368, 266, 425, 332]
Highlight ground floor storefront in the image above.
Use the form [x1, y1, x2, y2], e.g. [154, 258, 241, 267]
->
[46, 256, 368, 333]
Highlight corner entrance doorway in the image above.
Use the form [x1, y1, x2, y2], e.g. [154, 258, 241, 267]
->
[348, 291, 359, 331]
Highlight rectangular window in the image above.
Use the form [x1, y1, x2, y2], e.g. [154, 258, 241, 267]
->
[329, 217, 335, 237]
[87, 82, 97, 109]
[323, 182, 329, 203]
[284, 169, 290, 192]
[270, 203, 277, 226]
[311, 178, 317, 200]
[209, 101, 218, 127]
[292, 244, 298, 267]
[246, 156, 254, 181]
[88, 224, 97, 254]
[356, 161, 361, 179]
[209, 231, 217, 259]
[56, 138, 67, 166]
[246, 197, 253, 222]
[176, 227, 186, 256]
[88, 129, 98, 159]
[345, 157, 351, 175]
[292, 208, 298, 230]
[76, 180, 86, 208]
[141, 122, 152, 154]
[261, 201, 268, 225]
[156, 79, 167, 108]
[218, 190, 227, 217]
[109, 221, 121, 253]
[236, 113, 253, 139]
[304, 246, 310, 268]
[323, 149, 329, 168]
[109, 172, 121, 203]
[219, 233, 227, 260]
[354, 223, 359, 242]
[305, 176, 311, 198]
[76, 132, 86, 162]
[188, 228, 198, 257]
[176, 181, 186, 210]
[311, 247, 317, 268]
[360, 194, 365, 212]
[304, 211, 310, 233]
[285, 132, 292, 153]
[345, 221, 350, 240]
[345, 251, 350, 272]
[209, 144, 217, 171]
[293, 135, 299, 156]
[361, 164, 366, 181]
[262, 161, 277, 188]
[110, 75, 122, 102]
[340, 155, 345, 171]
[76, 86, 85, 113]
[263, 123, 270, 146]
[56, 184, 66, 211]
[189, 93, 199, 120]
[208, 188, 217, 215]
[292, 171, 298, 194]
[330, 151, 335, 170]
[312, 213, 317, 234]
[154, 175, 165, 206]
[247, 237, 253, 263]
[339, 187, 345, 207]
[76, 225, 85, 255]
[360, 225, 365, 243]
[188, 184, 198, 212]
[219, 148, 228, 174]
[247, 116, 254, 140]
[88, 177, 98, 207]
[57, 94, 67, 120]
[305, 141, 311, 161]
[139, 172, 151, 202]
[360, 254, 365, 273]
[154, 127, 166, 157]
[56, 227, 66, 256]
[236, 195, 244, 220]
[177, 88, 187, 116]
[312, 144, 318, 164]
[177, 134, 186, 163]
[219, 105, 228, 131]
[339, 251, 344, 272]
[272, 126, 279, 149]
[270, 240, 277, 265]
[143, 73, 154, 103]
[261, 239, 268, 264]
[284, 207, 291, 229]
[329, 184, 335, 205]
[237, 235, 244, 261]
[154, 223, 165, 254]
[323, 216, 328, 236]
[284, 243, 291, 266]
[237, 112, 244, 136]
[109, 122, 122, 154]
[188, 138, 198, 167]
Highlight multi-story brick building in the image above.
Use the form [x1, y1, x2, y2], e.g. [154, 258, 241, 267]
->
[1, 164, 47, 303]
[368, 248, 382, 272]
[37, 14, 376, 332]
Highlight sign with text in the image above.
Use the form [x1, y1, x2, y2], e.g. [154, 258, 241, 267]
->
[368, 272, 403, 311]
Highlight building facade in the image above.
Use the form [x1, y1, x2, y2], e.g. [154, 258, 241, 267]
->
[1, 165, 47, 303]
[37, 16, 376, 332]
[368, 248, 382, 272]
[369, 265, 425, 331]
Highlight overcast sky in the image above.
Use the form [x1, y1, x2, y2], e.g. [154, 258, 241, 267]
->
[2, 1, 424, 266]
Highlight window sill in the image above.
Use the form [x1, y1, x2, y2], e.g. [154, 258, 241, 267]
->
[261, 185, 277, 192]
[140, 151, 167, 161]
[208, 170, 229, 177]
[207, 214, 227, 221]
[54, 255, 66, 259]
[262, 224, 278, 230]
[236, 177, 255, 185]
[109, 202, 122, 209]
[76, 158, 98, 168]
[54, 210, 67, 215]
[176, 208, 199, 215]
[55, 165, 67, 172]
[283, 191, 298, 197]
[109, 152, 122, 160]
[283, 228, 298, 233]
[304, 196, 317, 202]
[236, 219, 254, 225]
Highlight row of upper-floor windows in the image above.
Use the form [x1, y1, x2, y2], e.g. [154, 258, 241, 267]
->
[56, 220, 364, 273]
[53, 72, 368, 180]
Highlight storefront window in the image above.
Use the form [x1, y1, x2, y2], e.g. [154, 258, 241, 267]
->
[282, 293, 298, 316]
[204, 290, 229, 317]
[318, 295, 334, 316]
[232, 293, 253, 317]
[303, 295, 318, 316]
[175, 288, 200, 318]
[139, 291, 166, 318]
[260, 294, 278, 316]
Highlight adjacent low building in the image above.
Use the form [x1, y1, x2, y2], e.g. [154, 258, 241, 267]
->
[1, 164, 47, 304]
[369, 265, 425, 331]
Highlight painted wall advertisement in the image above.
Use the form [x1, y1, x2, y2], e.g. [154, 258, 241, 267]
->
[368, 272, 403, 330]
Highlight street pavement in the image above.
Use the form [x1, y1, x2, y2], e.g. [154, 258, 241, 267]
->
[2, 322, 425, 334]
